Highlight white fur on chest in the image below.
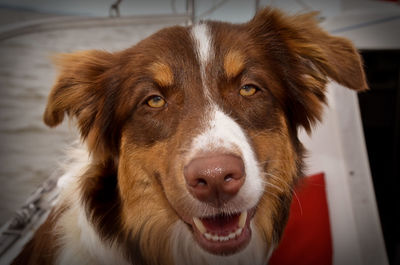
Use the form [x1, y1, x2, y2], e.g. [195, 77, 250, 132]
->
[55, 146, 130, 265]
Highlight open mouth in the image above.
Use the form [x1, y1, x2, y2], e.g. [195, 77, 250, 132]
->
[191, 210, 253, 255]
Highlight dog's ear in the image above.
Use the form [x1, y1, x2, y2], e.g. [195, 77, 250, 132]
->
[247, 8, 368, 132]
[44, 50, 128, 160]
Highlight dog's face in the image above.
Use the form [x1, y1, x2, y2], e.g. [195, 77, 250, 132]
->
[43, 8, 367, 264]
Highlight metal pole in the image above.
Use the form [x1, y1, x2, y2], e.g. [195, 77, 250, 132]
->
[255, 0, 260, 13]
[110, 0, 123, 17]
[186, 0, 195, 25]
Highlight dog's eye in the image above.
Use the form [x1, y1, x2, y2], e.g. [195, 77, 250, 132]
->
[146, 95, 166, 108]
[239, 84, 258, 97]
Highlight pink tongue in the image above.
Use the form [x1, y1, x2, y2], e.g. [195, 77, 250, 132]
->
[200, 213, 240, 235]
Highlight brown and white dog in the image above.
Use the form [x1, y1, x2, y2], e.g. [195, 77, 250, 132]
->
[13, 8, 367, 265]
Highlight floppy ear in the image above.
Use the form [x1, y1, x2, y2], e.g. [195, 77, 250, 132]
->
[284, 11, 368, 92]
[44, 50, 126, 160]
[248, 8, 368, 132]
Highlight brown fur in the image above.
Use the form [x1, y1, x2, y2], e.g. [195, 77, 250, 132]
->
[224, 50, 246, 79]
[15, 7, 367, 265]
[149, 62, 174, 87]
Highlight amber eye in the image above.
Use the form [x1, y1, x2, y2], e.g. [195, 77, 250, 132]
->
[146, 95, 166, 108]
[239, 84, 258, 97]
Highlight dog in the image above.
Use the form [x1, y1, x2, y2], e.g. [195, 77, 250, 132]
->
[12, 7, 367, 265]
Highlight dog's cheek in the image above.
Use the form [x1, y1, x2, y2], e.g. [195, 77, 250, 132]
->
[119, 123, 194, 226]
[116, 137, 179, 263]
[248, 113, 299, 182]
[117, 137, 175, 216]
[249, 133, 295, 246]
[248, 114, 298, 245]
[158, 142, 194, 220]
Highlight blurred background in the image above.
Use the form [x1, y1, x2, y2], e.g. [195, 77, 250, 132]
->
[0, 0, 398, 264]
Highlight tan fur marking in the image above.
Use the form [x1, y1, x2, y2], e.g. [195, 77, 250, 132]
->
[224, 50, 245, 79]
[148, 62, 174, 87]
[118, 136, 176, 265]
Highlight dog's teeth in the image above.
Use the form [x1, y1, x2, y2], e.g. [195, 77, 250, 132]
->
[220, 236, 229, 242]
[235, 227, 243, 237]
[193, 217, 206, 234]
[199, 212, 247, 242]
[204, 227, 244, 242]
[238, 211, 247, 228]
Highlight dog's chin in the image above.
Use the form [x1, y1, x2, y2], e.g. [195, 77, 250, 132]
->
[184, 208, 255, 256]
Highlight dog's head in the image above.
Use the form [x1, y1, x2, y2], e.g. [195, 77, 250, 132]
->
[44, 8, 367, 264]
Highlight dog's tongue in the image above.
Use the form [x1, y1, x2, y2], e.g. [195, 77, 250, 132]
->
[200, 213, 240, 234]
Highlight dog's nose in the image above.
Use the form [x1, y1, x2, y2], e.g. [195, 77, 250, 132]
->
[184, 154, 245, 205]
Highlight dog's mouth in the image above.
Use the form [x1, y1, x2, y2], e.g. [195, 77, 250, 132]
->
[189, 209, 254, 255]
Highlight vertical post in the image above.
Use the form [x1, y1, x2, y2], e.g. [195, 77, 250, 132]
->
[186, 0, 195, 25]
[255, 0, 260, 14]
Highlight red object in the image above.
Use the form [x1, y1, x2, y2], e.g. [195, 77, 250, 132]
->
[269, 172, 332, 265]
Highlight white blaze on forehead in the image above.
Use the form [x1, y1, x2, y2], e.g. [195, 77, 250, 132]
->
[189, 24, 263, 212]
[191, 23, 212, 64]
[191, 23, 213, 99]
[190, 107, 264, 212]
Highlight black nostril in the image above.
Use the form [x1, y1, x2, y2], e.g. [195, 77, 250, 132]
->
[224, 174, 233, 182]
[197, 178, 207, 186]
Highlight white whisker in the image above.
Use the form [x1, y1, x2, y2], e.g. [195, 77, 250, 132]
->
[264, 172, 303, 216]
